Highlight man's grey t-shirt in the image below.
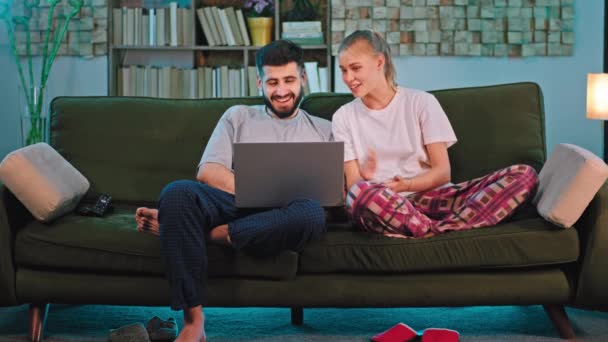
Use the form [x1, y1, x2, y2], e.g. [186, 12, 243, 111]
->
[199, 105, 333, 170]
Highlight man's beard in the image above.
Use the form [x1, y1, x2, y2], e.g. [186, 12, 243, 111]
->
[263, 87, 304, 119]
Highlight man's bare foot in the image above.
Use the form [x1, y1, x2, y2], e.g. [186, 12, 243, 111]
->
[209, 224, 232, 246]
[176, 323, 206, 342]
[175, 306, 206, 342]
[135, 207, 160, 236]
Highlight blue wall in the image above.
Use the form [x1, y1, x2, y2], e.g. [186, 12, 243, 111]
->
[0, 52, 107, 158]
[334, 0, 604, 158]
[1, 1, 605, 159]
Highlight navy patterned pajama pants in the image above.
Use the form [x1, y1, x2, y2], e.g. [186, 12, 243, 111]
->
[157, 180, 326, 310]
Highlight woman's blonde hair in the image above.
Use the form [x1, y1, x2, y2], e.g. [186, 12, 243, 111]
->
[338, 30, 396, 87]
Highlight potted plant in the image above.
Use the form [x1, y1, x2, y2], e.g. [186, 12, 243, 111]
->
[244, 0, 274, 46]
[0, 0, 82, 146]
[284, 0, 318, 21]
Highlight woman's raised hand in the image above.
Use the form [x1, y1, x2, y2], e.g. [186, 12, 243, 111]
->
[360, 149, 377, 181]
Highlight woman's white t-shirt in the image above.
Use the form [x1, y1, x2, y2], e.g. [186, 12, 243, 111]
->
[332, 86, 457, 186]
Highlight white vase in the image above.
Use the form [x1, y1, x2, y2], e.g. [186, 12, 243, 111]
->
[19, 85, 49, 146]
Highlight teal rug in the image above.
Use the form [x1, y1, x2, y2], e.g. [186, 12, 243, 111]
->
[1, 305, 607, 341]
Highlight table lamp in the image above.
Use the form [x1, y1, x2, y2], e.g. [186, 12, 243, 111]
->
[586, 73, 608, 161]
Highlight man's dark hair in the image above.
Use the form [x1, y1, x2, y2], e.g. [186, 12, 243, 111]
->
[255, 40, 304, 77]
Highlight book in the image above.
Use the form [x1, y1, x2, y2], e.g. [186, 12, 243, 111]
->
[304, 61, 320, 93]
[121, 7, 128, 45]
[171, 68, 181, 98]
[121, 67, 130, 96]
[189, 69, 197, 99]
[178, 8, 184, 46]
[228, 68, 235, 97]
[287, 37, 325, 45]
[203, 7, 222, 46]
[220, 65, 229, 97]
[109, 0, 331, 98]
[204, 67, 213, 98]
[156, 8, 166, 46]
[217, 8, 236, 46]
[282, 21, 322, 32]
[281, 31, 323, 39]
[142, 65, 150, 96]
[126, 8, 134, 45]
[240, 68, 246, 97]
[235, 9, 251, 46]
[133, 8, 141, 45]
[177, 8, 185, 46]
[210, 7, 227, 46]
[169, 2, 178, 46]
[149, 67, 159, 97]
[148, 9, 156, 46]
[142, 14, 149, 46]
[197, 67, 205, 98]
[136, 66, 145, 96]
[183, 8, 193, 46]
[196, 8, 216, 46]
[247, 66, 259, 96]
[183, 68, 196, 99]
[212, 67, 219, 98]
[232, 68, 242, 97]
[129, 65, 137, 96]
[224, 7, 243, 46]
[159, 66, 172, 98]
[318, 67, 328, 92]
[165, 7, 171, 45]
[112, 8, 122, 45]
[117, 66, 123, 95]
[302, 76, 310, 95]
[176, 69, 182, 99]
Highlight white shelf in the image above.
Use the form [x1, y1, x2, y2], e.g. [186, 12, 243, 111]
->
[108, 0, 332, 97]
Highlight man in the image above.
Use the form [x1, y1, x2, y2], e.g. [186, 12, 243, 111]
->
[134, 40, 332, 342]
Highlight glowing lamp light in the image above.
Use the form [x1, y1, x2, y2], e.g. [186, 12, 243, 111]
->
[587, 73, 608, 120]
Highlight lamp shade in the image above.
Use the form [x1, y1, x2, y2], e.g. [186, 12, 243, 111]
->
[587, 73, 608, 120]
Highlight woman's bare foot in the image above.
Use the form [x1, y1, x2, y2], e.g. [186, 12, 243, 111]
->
[175, 306, 206, 342]
[135, 207, 160, 236]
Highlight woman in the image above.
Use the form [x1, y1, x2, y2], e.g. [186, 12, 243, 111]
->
[332, 30, 538, 238]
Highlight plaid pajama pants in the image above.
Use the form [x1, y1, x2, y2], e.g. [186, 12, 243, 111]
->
[346, 164, 538, 238]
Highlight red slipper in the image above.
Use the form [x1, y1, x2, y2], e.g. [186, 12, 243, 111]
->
[421, 328, 460, 342]
[370, 322, 418, 342]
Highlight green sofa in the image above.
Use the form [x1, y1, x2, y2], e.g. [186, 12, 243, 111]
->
[1, 82, 607, 341]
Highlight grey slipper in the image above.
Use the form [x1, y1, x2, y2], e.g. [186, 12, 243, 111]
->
[146, 316, 178, 342]
[110, 322, 150, 342]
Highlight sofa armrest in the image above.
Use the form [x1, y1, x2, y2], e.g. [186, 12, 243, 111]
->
[574, 182, 608, 310]
[0, 182, 33, 306]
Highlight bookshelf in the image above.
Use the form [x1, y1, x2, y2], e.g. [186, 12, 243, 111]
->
[107, 0, 332, 98]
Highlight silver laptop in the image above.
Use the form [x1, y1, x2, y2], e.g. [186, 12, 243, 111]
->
[233, 142, 344, 208]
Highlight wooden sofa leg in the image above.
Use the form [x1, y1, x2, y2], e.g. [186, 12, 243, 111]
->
[29, 303, 49, 342]
[291, 307, 303, 326]
[543, 304, 575, 340]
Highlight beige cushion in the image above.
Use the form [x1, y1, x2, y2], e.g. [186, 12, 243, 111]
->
[0, 143, 89, 222]
[533, 143, 608, 228]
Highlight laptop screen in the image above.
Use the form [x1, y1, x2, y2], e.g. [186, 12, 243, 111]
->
[233, 142, 344, 208]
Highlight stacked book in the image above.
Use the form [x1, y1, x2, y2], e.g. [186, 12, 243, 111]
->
[281, 21, 324, 46]
[196, 6, 250, 46]
[112, 2, 194, 47]
[118, 64, 261, 99]
[303, 61, 329, 94]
